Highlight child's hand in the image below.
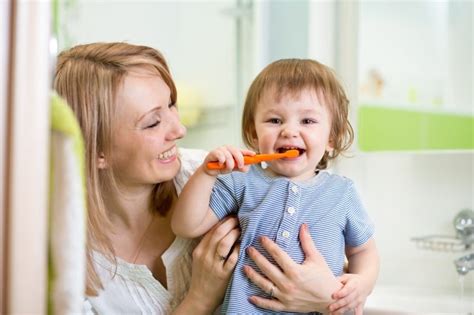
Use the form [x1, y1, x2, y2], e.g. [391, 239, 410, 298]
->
[327, 274, 370, 315]
[203, 145, 255, 176]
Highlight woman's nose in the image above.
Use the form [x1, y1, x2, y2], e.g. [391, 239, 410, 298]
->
[166, 113, 187, 141]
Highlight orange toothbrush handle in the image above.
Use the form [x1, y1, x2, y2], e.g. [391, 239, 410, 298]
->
[206, 156, 257, 170]
[205, 150, 298, 170]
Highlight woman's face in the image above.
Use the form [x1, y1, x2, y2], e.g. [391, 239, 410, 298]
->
[108, 68, 186, 189]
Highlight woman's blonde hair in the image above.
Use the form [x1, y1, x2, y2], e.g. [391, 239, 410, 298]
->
[54, 42, 178, 295]
[242, 59, 354, 169]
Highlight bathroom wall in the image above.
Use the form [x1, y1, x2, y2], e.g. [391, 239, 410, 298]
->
[63, 1, 237, 109]
[335, 0, 474, 294]
[334, 151, 474, 293]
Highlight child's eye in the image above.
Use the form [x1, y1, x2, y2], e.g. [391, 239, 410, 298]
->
[267, 118, 282, 124]
[302, 118, 317, 124]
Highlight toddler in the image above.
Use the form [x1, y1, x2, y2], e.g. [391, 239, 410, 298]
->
[172, 59, 379, 314]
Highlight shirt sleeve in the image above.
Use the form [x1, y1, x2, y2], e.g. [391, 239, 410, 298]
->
[342, 182, 375, 247]
[209, 173, 240, 220]
[82, 298, 96, 314]
[174, 148, 208, 195]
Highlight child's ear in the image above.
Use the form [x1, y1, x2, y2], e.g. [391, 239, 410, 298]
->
[326, 138, 335, 153]
[97, 153, 108, 169]
[249, 130, 259, 151]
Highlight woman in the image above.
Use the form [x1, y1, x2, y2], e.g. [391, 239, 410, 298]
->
[54, 42, 345, 314]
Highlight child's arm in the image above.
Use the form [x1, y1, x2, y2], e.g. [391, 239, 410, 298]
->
[328, 238, 379, 314]
[171, 146, 254, 238]
[171, 165, 220, 238]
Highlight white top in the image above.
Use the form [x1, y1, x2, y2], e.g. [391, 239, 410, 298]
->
[83, 148, 207, 314]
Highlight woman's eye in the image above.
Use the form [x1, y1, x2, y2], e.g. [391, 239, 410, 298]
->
[146, 121, 160, 129]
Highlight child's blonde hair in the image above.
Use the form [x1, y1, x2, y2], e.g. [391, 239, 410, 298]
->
[54, 42, 178, 295]
[242, 58, 354, 169]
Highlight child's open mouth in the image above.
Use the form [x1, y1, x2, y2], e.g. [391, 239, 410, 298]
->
[277, 146, 305, 156]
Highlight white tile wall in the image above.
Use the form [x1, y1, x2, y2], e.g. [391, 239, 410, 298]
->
[335, 151, 474, 294]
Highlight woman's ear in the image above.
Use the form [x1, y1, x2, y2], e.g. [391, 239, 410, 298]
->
[97, 153, 108, 169]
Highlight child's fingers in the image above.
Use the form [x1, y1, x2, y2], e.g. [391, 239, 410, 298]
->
[221, 148, 235, 171]
[226, 146, 245, 169]
[206, 146, 255, 173]
[241, 149, 256, 156]
[205, 149, 223, 164]
[328, 291, 358, 313]
[331, 285, 350, 300]
[337, 273, 351, 284]
[331, 279, 355, 299]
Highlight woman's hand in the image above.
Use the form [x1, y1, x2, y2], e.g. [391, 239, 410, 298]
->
[328, 274, 368, 315]
[243, 224, 342, 313]
[175, 216, 240, 314]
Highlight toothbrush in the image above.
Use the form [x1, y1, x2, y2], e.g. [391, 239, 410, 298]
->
[206, 149, 300, 170]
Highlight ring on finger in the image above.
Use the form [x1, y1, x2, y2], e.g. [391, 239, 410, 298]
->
[268, 284, 275, 299]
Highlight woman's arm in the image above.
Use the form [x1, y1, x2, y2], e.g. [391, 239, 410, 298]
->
[173, 216, 241, 315]
[243, 224, 343, 313]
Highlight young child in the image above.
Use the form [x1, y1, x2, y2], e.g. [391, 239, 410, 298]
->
[172, 59, 379, 314]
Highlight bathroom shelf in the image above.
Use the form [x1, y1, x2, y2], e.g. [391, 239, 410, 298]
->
[411, 235, 471, 252]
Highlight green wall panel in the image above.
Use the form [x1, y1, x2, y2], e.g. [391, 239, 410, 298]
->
[358, 105, 474, 151]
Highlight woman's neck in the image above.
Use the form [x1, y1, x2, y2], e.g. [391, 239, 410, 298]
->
[103, 183, 156, 231]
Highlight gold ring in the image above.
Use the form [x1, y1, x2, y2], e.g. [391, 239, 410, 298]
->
[269, 285, 274, 298]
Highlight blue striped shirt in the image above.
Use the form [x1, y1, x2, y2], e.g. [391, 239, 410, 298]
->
[210, 165, 374, 314]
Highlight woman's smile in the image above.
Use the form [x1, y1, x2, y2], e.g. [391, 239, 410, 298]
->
[157, 145, 177, 162]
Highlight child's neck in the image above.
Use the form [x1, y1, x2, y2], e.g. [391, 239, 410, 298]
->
[260, 164, 319, 182]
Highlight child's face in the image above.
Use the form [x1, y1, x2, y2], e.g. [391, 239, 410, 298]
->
[109, 68, 186, 188]
[253, 87, 333, 181]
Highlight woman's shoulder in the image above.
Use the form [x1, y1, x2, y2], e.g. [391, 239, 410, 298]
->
[179, 148, 207, 168]
[179, 148, 207, 165]
[174, 148, 207, 194]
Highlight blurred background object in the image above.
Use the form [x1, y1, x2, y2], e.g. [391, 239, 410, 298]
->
[49, 93, 87, 314]
[1, 0, 51, 313]
[1, 0, 472, 313]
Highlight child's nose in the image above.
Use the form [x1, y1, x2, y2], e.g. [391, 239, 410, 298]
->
[280, 126, 298, 138]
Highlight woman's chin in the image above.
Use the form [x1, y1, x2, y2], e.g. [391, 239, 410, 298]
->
[154, 158, 181, 181]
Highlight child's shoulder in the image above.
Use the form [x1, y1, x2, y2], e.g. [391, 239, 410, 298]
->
[322, 171, 355, 188]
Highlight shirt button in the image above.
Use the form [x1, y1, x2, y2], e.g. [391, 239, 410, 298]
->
[282, 231, 290, 238]
[291, 185, 299, 194]
[287, 206, 295, 215]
